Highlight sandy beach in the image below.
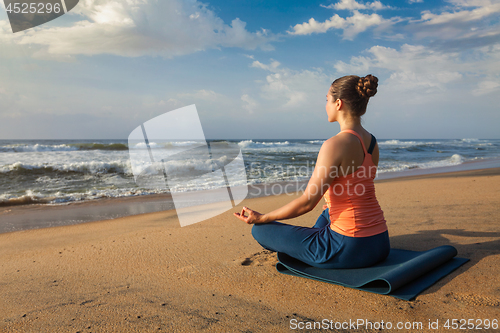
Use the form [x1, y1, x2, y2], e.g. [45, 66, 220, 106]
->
[1, 168, 500, 332]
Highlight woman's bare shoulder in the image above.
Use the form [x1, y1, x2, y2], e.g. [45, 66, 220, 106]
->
[334, 130, 372, 148]
[320, 135, 346, 156]
[322, 133, 352, 148]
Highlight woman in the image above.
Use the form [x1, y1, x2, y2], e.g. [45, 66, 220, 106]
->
[234, 74, 390, 269]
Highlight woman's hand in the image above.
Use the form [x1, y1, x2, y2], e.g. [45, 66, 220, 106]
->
[322, 204, 328, 210]
[233, 207, 266, 224]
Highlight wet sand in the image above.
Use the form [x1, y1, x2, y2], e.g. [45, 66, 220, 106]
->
[1, 168, 500, 332]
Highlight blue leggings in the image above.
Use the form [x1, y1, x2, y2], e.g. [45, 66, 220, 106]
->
[251, 209, 390, 269]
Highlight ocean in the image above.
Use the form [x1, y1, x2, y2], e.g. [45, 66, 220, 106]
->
[1, 138, 500, 207]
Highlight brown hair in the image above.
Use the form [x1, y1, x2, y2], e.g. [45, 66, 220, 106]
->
[329, 74, 378, 118]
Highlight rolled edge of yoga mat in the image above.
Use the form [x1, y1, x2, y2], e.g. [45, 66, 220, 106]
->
[387, 256, 470, 301]
[276, 245, 460, 296]
[373, 245, 458, 294]
[275, 260, 391, 292]
[276, 252, 395, 293]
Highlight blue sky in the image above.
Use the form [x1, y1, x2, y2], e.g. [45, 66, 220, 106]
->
[0, 0, 499, 139]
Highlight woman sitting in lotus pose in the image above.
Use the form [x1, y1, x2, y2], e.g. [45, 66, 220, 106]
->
[234, 74, 390, 269]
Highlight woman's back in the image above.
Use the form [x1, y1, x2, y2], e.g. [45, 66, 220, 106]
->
[336, 128, 379, 172]
[323, 130, 387, 237]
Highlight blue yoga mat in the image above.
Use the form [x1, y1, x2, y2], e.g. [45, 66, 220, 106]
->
[276, 245, 469, 301]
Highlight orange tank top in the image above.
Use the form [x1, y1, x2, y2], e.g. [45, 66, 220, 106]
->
[323, 130, 387, 237]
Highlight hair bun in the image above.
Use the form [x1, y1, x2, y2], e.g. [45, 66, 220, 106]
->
[356, 74, 378, 99]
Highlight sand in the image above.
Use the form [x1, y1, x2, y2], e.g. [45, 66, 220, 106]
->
[1, 168, 500, 332]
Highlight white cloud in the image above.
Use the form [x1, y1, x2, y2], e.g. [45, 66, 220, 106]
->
[288, 15, 345, 35]
[289, 10, 392, 39]
[0, 19, 16, 43]
[408, 0, 423, 3]
[158, 98, 184, 109]
[291, 0, 500, 47]
[420, 2, 500, 25]
[335, 44, 465, 100]
[445, 0, 498, 8]
[472, 80, 500, 96]
[251, 60, 331, 110]
[241, 94, 258, 113]
[175, 89, 229, 103]
[333, 55, 372, 73]
[406, 0, 500, 47]
[251, 60, 281, 71]
[334, 42, 500, 113]
[2, 0, 274, 58]
[321, 0, 389, 11]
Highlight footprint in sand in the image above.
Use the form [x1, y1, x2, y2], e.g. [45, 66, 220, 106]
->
[238, 250, 278, 267]
[177, 265, 197, 274]
[446, 292, 500, 307]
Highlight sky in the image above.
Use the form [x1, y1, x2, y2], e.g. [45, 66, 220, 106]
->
[0, 0, 499, 140]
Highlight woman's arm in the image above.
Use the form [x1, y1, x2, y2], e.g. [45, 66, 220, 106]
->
[234, 137, 344, 224]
